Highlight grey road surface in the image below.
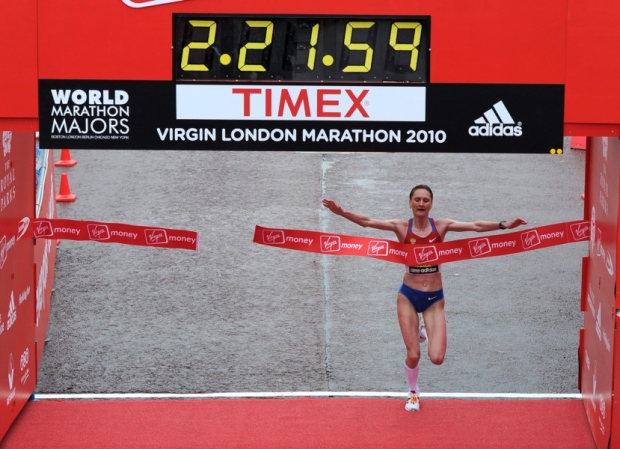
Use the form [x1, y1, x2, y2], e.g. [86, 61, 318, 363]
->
[36, 145, 587, 395]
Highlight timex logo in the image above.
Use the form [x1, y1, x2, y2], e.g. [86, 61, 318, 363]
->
[232, 88, 370, 119]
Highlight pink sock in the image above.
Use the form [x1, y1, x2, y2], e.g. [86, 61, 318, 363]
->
[404, 362, 419, 393]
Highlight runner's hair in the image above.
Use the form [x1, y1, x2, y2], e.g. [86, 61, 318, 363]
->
[409, 184, 433, 200]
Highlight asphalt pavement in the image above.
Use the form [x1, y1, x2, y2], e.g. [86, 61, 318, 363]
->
[35, 142, 587, 395]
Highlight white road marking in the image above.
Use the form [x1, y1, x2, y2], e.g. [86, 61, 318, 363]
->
[33, 391, 582, 400]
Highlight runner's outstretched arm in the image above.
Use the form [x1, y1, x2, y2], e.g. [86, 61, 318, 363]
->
[322, 199, 402, 233]
[441, 218, 528, 233]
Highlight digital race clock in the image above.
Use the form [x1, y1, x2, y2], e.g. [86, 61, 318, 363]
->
[173, 15, 430, 83]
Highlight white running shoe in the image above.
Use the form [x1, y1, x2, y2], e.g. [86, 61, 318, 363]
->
[419, 317, 427, 344]
[405, 391, 420, 411]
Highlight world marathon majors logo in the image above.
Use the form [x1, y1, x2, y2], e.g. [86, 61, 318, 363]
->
[468, 101, 522, 137]
[46, 87, 131, 140]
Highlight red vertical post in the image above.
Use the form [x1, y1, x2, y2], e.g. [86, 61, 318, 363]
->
[581, 136, 619, 448]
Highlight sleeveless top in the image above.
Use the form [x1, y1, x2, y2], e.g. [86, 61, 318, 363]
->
[405, 218, 442, 274]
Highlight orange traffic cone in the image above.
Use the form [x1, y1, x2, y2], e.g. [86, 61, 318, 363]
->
[56, 173, 77, 202]
[55, 149, 77, 167]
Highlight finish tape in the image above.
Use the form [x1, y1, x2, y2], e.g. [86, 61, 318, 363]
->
[31, 218, 199, 250]
[254, 220, 589, 265]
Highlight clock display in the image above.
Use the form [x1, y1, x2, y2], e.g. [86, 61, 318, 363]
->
[173, 15, 430, 83]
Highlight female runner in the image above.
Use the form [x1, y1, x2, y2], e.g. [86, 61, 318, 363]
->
[322, 185, 527, 411]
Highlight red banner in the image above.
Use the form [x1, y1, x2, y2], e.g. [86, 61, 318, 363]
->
[254, 220, 589, 265]
[31, 218, 199, 251]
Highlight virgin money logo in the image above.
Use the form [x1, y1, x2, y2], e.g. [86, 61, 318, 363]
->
[413, 246, 438, 264]
[0, 235, 15, 269]
[321, 236, 341, 252]
[468, 239, 491, 257]
[122, 0, 188, 8]
[368, 241, 388, 256]
[263, 230, 285, 245]
[17, 217, 30, 241]
[570, 222, 590, 241]
[87, 224, 110, 241]
[605, 253, 614, 276]
[8, 354, 14, 389]
[34, 221, 53, 238]
[145, 229, 168, 245]
[521, 231, 540, 249]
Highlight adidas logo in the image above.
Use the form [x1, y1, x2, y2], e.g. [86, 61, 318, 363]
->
[7, 293, 16, 330]
[468, 101, 522, 137]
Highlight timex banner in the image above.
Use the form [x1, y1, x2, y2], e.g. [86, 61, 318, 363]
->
[38, 80, 564, 153]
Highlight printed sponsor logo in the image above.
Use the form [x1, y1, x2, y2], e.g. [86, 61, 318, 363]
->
[7, 354, 16, 406]
[389, 248, 408, 258]
[368, 240, 388, 256]
[413, 246, 439, 264]
[590, 226, 614, 276]
[18, 286, 30, 305]
[37, 239, 52, 327]
[145, 229, 169, 245]
[539, 230, 564, 241]
[468, 101, 522, 137]
[262, 230, 285, 245]
[36, 192, 55, 327]
[0, 312, 4, 336]
[49, 88, 130, 138]
[7, 354, 13, 389]
[588, 284, 596, 318]
[176, 85, 426, 122]
[52, 226, 81, 237]
[7, 292, 16, 330]
[122, 0, 187, 7]
[232, 87, 370, 118]
[2, 131, 12, 156]
[605, 253, 614, 276]
[34, 221, 54, 237]
[321, 235, 340, 252]
[590, 363, 605, 435]
[0, 165, 16, 212]
[468, 238, 492, 257]
[19, 347, 29, 385]
[595, 227, 602, 256]
[591, 364, 598, 416]
[603, 328, 611, 352]
[168, 234, 197, 246]
[596, 304, 602, 341]
[110, 230, 137, 241]
[0, 235, 6, 268]
[491, 240, 516, 250]
[521, 230, 540, 249]
[285, 236, 314, 246]
[340, 242, 363, 250]
[438, 247, 463, 257]
[590, 206, 596, 252]
[17, 217, 30, 241]
[570, 222, 589, 240]
[87, 224, 110, 241]
[0, 234, 16, 269]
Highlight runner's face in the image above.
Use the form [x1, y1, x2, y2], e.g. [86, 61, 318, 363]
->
[410, 189, 432, 216]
